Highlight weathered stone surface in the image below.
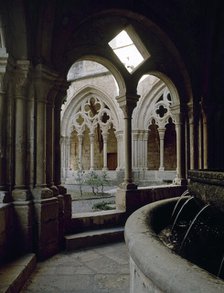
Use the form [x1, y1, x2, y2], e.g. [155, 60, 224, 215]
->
[188, 170, 224, 212]
[125, 198, 224, 293]
[21, 242, 129, 293]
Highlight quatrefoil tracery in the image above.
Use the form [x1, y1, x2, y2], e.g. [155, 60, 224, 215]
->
[71, 96, 113, 135]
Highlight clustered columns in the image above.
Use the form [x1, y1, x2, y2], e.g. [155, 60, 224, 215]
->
[132, 130, 148, 171]
[116, 93, 139, 189]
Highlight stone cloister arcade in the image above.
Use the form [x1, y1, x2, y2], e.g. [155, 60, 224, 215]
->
[61, 61, 182, 185]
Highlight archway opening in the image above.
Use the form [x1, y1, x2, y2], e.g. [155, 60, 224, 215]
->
[61, 59, 122, 213]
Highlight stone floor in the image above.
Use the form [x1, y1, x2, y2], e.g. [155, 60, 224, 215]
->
[21, 242, 130, 293]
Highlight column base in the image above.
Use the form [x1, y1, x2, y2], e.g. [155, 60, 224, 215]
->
[120, 181, 138, 190]
[32, 187, 53, 199]
[12, 188, 31, 201]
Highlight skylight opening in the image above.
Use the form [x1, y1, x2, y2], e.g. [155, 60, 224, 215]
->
[108, 26, 150, 74]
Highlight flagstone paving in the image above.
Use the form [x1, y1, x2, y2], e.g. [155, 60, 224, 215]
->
[21, 242, 129, 293]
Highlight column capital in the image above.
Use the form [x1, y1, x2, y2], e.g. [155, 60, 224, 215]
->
[158, 127, 166, 138]
[172, 112, 184, 125]
[13, 60, 31, 98]
[116, 93, 140, 118]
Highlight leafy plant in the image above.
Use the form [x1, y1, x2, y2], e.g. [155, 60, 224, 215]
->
[85, 171, 101, 195]
[92, 201, 114, 211]
[75, 169, 85, 196]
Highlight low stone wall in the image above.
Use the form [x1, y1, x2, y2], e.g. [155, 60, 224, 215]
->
[125, 198, 224, 293]
[116, 184, 186, 215]
[0, 192, 72, 262]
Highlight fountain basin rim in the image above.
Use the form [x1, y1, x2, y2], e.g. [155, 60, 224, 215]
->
[125, 197, 224, 293]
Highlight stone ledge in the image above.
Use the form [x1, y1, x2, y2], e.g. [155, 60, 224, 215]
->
[0, 254, 36, 293]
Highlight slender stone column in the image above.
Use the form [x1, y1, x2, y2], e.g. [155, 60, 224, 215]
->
[203, 117, 208, 169]
[143, 130, 149, 170]
[89, 132, 95, 170]
[46, 97, 55, 188]
[132, 131, 138, 169]
[77, 133, 83, 170]
[102, 131, 108, 171]
[158, 128, 166, 171]
[10, 60, 35, 253]
[116, 94, 139, 189]
[188, 106, 195, 170]
[138, 131, 144, 169]
[12, 60, 31, 200]
[0, 49, 8, 201]
[198, 117, 202, 169]
[173, 112, 186, 184]
[115, 131, 123, 171]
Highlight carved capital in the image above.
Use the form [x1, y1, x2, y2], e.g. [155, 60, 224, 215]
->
[13, 60, 31, 97]
[116, 94, 139, 118]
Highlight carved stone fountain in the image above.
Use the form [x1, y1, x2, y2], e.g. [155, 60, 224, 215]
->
[125, 170, 224, 293]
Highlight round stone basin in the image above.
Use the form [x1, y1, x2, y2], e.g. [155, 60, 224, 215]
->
[125, 197, 224, 293]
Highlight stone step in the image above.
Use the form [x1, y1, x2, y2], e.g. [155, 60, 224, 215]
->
[0, 253, 36, 293]
[70, 210, 126, 233]
[65, 227, 124, 251]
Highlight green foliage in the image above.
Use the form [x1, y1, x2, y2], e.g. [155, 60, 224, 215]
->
[92, 201, 114, 211]
[74, 169, 85, 196]
[74, 169, 109, 197]
[85, 171, 101, 195]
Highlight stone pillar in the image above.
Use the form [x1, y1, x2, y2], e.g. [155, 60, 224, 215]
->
[46, 96, 56, 189]
[143, 130, 149, 170]
[173, 112, 186, 184]
[77, 133, 83, 170]
[11, 60, 34, 253]
[54, 96, 72, 238]
[188, 105, 195, 170]
[203, 116, 208, 169]
[32, 65, 59, 259]
[0, 48, 8, 202]
[116, 94, 139, 189]
[198, 117, 202, 169]
[158, 128, 166, 171]
[132, 131, 138, 170]
[89, 132, 95, 170]
[116, 130, 123, 171]
[102, 131, 108, 171]
[138, 131, 143, 169]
